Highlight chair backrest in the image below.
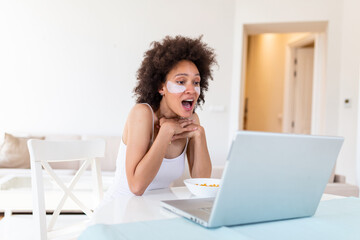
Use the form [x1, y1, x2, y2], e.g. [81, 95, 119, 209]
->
[28, 139, 106, 240]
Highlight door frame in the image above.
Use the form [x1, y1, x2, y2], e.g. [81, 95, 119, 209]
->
[234, 24, 327, 136]
[282, 33, 326, 134]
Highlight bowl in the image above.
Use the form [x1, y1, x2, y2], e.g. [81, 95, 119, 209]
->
[183, 178, 221, 197]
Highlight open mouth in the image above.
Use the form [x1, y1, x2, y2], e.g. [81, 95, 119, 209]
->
[182, 99, 194, 111]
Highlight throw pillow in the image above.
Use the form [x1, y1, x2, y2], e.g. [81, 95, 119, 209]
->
[0, 133, 43, 168]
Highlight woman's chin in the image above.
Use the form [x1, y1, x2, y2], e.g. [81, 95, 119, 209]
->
[179, 110, 193, 118]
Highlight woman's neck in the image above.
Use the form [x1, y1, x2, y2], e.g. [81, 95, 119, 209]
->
[156, 99, 178, 119]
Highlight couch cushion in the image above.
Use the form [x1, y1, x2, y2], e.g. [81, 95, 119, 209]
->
[0, 133, 44, 168]
[324, 183, 359, 197]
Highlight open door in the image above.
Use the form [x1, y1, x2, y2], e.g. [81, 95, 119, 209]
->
[236, 23, 327, 139]
[291, 47, 314, 134]
[243, 33, 316, 133]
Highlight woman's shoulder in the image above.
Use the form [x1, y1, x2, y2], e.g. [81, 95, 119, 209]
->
[123, 104, 154, 145]
[128, 103, 154, 121]
[191, 112, 200, 124]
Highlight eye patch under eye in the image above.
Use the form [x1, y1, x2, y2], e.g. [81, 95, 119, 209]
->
[194, 86, 200, 94]
[166, 81, 186, 93]
[166, 81, 201, 94]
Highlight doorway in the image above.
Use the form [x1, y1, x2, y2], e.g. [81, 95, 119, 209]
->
[243, 33, 311, 133]
[238, 23, 327, 135]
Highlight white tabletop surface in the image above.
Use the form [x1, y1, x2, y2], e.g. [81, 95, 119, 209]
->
[89, 186, 344, 226]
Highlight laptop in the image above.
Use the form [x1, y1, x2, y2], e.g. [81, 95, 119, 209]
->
[161, 131, 344, 228]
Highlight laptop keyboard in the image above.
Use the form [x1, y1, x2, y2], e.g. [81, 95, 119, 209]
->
[199, 207, 212, 214]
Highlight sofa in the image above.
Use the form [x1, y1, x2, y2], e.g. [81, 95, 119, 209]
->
[0, 132, 358, 200]
[324, 174, 359, 197]
[0, 132, 123, 214]
[0, 132, 122, 171]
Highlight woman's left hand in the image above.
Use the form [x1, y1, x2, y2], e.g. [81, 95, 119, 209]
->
[171, 124, 203, 141]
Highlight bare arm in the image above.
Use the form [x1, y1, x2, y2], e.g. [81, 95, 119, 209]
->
[173, 113, 212, 178]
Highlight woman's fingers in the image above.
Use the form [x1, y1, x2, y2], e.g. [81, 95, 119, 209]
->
[158, 117, 195, 134]
[180, 121, 193, 128]
[175, 125, 197, 134]
[187, 126, 198, 131]
[178, 118, 193, 123]
[178, 119, 193, 127]
[172, 127, 198, 140]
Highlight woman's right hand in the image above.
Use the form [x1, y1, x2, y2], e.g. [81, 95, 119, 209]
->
[158, 117, 197, 136]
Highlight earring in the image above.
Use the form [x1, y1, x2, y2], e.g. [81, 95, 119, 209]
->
[160, 92, 164, 96]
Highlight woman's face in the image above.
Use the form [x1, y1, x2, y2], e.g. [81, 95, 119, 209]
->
[159, 60, 201, 118]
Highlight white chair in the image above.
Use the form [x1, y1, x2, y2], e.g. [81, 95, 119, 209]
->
[28, 139, 106, 240]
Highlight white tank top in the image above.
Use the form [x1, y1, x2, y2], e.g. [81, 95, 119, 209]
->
[105, 103, 187, 198]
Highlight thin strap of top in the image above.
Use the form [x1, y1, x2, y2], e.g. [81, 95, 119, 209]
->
[141, 103, 154, 143]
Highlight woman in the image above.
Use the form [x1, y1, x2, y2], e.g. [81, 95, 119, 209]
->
[108, 35, 217, 197]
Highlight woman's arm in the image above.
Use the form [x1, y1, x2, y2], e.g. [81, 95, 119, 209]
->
[175, 113, 212, 178]
[124, 104, 195, 196]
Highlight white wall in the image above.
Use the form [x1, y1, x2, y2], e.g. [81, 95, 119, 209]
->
[338, 0, 360, 185]
[232, 0, 360, 185]
[0, 0, 235, 166]
[1, 0, 359, 185]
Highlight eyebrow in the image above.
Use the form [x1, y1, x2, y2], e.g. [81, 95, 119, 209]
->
[174, 73, 200, 77]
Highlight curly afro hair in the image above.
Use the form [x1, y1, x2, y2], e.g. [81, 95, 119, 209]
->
[134, 35, 217, 111]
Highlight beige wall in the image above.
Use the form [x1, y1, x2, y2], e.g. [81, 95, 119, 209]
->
[244, 33, 304, 132]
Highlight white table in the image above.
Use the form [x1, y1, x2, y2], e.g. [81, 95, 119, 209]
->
[89, 186, 343, 226]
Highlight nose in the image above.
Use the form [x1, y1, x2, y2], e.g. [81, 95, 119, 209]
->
[184, 82, 196, 94]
